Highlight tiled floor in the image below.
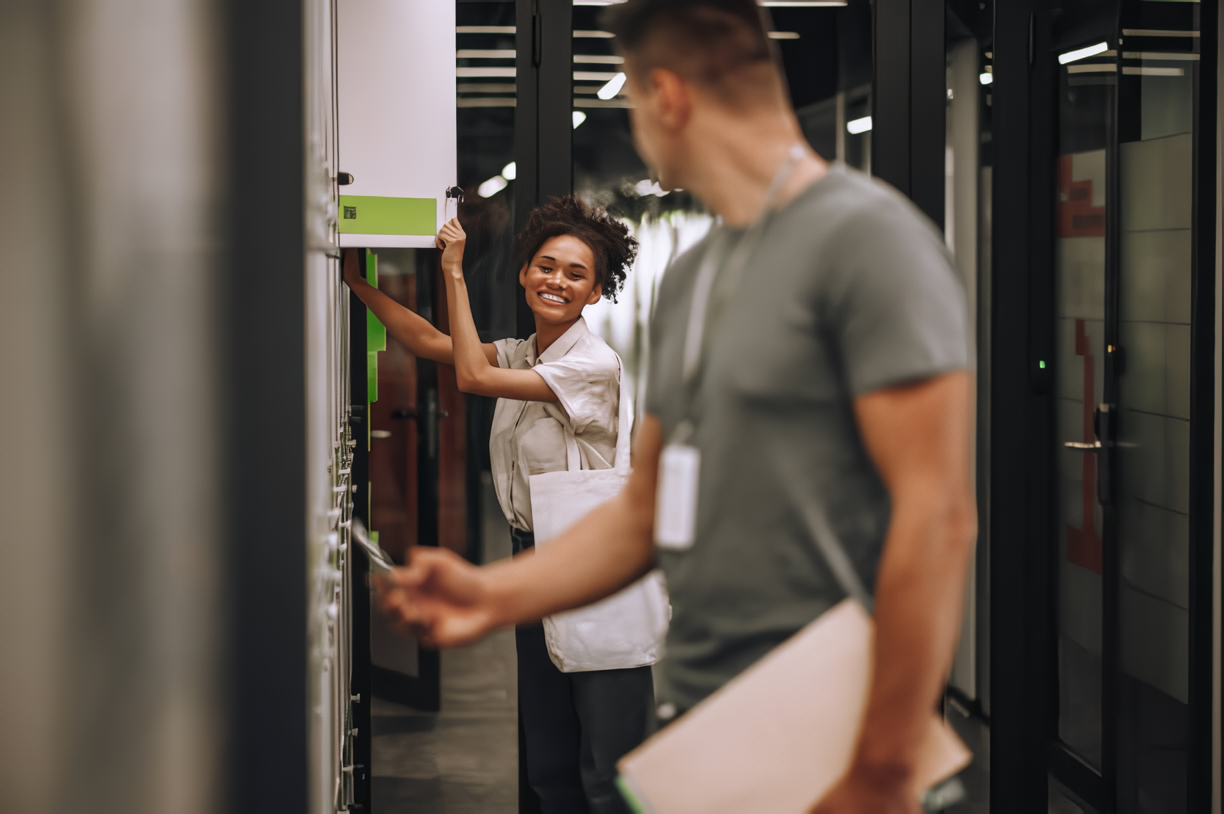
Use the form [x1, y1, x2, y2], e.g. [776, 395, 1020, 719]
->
[371, 478, 518, 814]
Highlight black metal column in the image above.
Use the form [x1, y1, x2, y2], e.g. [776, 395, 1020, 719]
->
[223, 0, 308, 811]
[514, 0, 573, 339]
[872, 0, 946, 229]
[1187, 3, 1219, 809]
[987, 3, 1057, 812]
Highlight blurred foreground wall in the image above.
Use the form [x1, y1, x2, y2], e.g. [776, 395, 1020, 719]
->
[0, 1, 306, 812]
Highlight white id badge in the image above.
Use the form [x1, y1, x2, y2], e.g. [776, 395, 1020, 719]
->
[655, 443, 701, 551]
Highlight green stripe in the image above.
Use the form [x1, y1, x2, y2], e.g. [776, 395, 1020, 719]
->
[615, 776, 650, 814]
[339, 195, 436, 236]
[366, 250, 384, 405]
[366, 251, 386, 353]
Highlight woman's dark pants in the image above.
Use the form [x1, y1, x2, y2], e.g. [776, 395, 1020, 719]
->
[512, 528, 655, 814]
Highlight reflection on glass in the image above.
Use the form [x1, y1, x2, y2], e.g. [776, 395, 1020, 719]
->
[1053, 59, 1111, 769]
[1114, 31, 1195, 812]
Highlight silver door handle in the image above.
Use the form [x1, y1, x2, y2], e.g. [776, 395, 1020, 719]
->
[1064, 441, 1102, 450]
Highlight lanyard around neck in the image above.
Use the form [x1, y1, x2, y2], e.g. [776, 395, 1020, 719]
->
[672, 144, 805, 443]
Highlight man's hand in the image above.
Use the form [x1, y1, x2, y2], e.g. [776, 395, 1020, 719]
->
[373, 546, 500, 648]
[435, 218, 467, 278]
[341, 246, 363, 288]
[809, 768, 920, 814]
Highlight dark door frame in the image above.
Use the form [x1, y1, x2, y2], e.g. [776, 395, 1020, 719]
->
[514, 0, 573, 340]
[989, 2, 1218, 812]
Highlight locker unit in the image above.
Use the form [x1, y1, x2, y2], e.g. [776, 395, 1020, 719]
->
[303, 2, 457, 811]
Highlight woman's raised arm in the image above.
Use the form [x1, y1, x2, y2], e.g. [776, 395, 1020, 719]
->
[436, 220, 558, 403]
[342, 246, 497, 367]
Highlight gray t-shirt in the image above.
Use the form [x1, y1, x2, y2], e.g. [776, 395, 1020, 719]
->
[645, 164, 969, 712]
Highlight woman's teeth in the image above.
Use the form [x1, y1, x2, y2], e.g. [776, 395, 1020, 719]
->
[540, 293, 566, 304]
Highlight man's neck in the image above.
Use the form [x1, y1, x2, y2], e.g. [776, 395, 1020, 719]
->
[680, 113, 829, 228]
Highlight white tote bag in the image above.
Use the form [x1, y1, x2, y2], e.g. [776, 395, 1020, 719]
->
[529, 356, 670, 673]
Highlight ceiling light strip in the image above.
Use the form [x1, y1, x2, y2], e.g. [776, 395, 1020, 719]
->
[458, 67, 517, 78]
[458, 98, 518, 108]
[456, 83, 517, 93]
[1122, 66, 1185, 77]
[1066, 64, 1116, 74]
[1122, 52, 1200, 61]
[1121, 29, 1200, 38]
[575, 98, 634, 109]
[457, 49, 516, 59]
[575, 70, 621, 81]
[455, 26, 617, 38]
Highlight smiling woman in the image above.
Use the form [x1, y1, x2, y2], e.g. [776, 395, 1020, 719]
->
[343, 197, 651, 812]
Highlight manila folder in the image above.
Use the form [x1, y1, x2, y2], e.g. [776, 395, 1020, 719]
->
[616, 599, 972, 814]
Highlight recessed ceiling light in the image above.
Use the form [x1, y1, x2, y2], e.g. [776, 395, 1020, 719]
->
[1059, 42, 1109, 64]
[478, 175, 509, 198]
[847, 116, 872, 135]
[597, 72, 627, 100]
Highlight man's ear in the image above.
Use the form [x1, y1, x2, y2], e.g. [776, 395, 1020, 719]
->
[651, 67, 691, 131]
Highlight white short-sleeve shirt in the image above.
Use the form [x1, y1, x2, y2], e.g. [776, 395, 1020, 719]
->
[490, 317, 622, 531]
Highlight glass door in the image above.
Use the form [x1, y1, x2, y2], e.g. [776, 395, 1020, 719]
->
[1049, 3, 1209, 811]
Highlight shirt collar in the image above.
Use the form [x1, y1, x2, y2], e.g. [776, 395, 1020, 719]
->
[531, 317, 589, 366]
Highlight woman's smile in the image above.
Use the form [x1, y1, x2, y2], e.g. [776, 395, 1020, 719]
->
[539, 291, 569, 305]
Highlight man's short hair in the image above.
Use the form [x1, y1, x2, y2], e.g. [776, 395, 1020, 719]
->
[603, 0, 781, 107]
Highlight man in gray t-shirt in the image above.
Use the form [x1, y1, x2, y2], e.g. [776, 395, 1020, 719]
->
[379, 2, 976, 811]
[647, 163, 968, 712]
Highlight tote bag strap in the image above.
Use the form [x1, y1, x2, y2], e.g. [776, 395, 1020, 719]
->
[559, 353, 633, 476]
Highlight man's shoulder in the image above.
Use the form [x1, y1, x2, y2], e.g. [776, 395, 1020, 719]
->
[801, 166, 947, 254]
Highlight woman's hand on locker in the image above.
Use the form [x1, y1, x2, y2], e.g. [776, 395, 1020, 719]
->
[341, 247, 363, 288]
[435, 218, 467, 279]
[373, 546, 497, 648]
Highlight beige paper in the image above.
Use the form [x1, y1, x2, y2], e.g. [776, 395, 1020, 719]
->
[617, 600, 972, 814]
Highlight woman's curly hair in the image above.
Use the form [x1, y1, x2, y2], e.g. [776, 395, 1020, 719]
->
[514, 195, 638, 302]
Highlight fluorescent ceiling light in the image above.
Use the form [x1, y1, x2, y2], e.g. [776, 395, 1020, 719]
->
[768, 32, 801, 40]
[458, 67, 516, 78]
[597, 72, 627, 100]
[478, 175, 509, 198]
[456, 26, 516, 34]
[502, 162, 517, 181]
[573, 111, 588, 128]
[979, 72, 993, 85]
[1059, 42, 1109, 64]
[846, 116, 872, 135]
[457, 49, 516, 59]
[574, 55, 624, 64]
[1123, 66, 1185, 76]
[574, 30, 615, 38]
[576, 70, 620, 82]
